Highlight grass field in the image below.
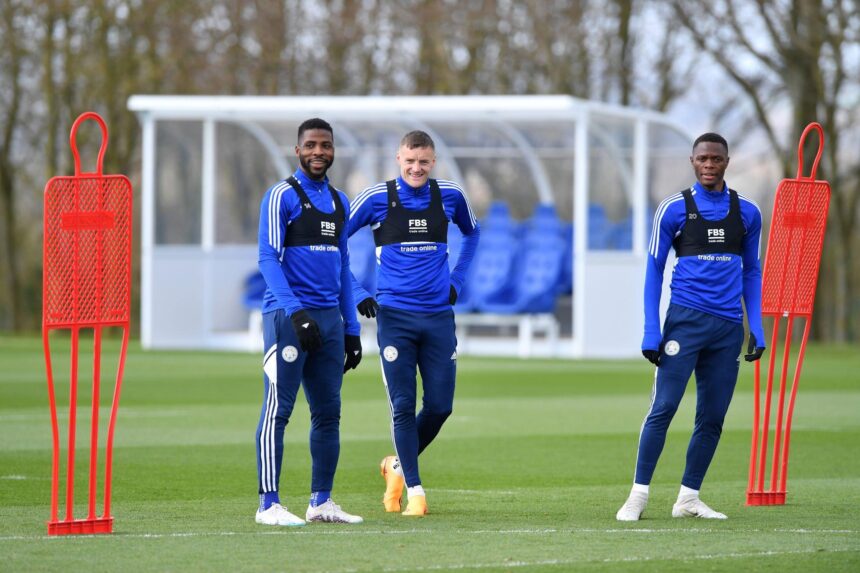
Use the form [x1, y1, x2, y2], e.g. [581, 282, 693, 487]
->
[1, 333, 858, 572]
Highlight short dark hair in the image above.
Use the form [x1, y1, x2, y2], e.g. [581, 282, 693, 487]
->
[298, 118, 333, 142]
[400, 130, 435, 150]
[693, 132, 728, 154]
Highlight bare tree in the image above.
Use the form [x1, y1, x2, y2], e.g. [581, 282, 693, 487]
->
[2, 0, 851, 338]
[673, 0, 860, 341]
[0, 1, 31, 329]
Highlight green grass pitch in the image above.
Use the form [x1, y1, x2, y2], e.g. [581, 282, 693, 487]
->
[1, 333, 858, 572]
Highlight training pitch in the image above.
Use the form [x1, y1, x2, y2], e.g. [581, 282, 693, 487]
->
[0, 334, 858, 572]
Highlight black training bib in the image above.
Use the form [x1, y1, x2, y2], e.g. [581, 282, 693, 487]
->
[373, 179, 448, 246]
[673, 188, 744, 257]
[283, 176, 345, 247]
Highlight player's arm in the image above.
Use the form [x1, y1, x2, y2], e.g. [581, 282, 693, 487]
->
[338, 194, 360, 337]
[741, 199, 766, 359]
[347, 186, 381, 317]
[338, 193, 362, 371]
[257, 187, 302, 316]
[448, 184, 481, 301]
[642, 199, 680, 355]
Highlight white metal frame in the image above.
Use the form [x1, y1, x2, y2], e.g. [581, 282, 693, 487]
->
[128, 95, 688, 357]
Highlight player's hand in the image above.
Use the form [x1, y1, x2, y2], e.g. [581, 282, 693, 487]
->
[290, 309, 322, 352]
[744, 334, 765, 362]
[642, 349, 661, 366]
[449, 285, 458, 305]
[344, 334, 362, 372]
[357, 297, 379, 319]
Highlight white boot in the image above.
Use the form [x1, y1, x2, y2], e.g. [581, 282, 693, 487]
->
[671, 495, 727, 519]
[305, 499, 364, 524]
[255, 503, 306, 526]
[616, 491, 649, 521]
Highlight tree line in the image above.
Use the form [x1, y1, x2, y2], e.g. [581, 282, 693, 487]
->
[0, 0, 857, 340]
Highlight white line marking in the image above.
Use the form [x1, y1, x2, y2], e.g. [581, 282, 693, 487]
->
[1, 527, 856, 542]
[432, 489, 516, 495]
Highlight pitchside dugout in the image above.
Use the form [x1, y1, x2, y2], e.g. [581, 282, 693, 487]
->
[127, 96, 689, 358]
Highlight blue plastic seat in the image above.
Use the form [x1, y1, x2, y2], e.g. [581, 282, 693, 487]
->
[467, 223, 518, 312]
[481, 226, 565, 314]
[242, 271, 267, 310]
[484, 200, 516, 232]
[588, 203, 609, 249]
[611, 217, 633, 250]
[515, 231, 566, 311]
[527, 203, 562, 229]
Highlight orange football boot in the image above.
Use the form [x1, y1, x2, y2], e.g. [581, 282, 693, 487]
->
[401, 495, 428, 517]
[380, 456, 405, 512]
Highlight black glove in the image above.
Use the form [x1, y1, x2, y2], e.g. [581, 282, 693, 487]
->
[344, 334, 362, 372]
[744, 334, 765, 362]
[357, 297, 379, 319]
[449, 285, 458, 305]
[290, 309, 322, 353]
[642, 349, 661, 366]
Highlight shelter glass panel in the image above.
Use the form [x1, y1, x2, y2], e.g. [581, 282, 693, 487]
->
[156, 121, 203, 245]
[588, 117, 634, 250]
[648, 125, 691, 215]
[512, 120, 577, 222]
[215, 122, 285, 245]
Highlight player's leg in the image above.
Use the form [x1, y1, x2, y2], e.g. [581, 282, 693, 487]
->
[255, 309, 306, 526]
[395, 308, 456, 517]
[377, 305, 420, 512]
[415, 308, 457, 455]
[302, 308, 343, 501]
[617, 304, 700, 521]
[634, 306, 704, 486]
[302, 307, 362, 524]
[673, 317, 744, 519]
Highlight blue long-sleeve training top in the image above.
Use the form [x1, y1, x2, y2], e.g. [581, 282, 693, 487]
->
[257, 169, 359, 336]
[643, 181, 764, 351]
[348, 176, 480, 312]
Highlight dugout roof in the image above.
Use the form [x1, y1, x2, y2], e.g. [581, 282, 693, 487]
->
[128, 95, 690, 357]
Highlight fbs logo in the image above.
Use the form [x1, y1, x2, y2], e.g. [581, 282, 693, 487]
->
[408, 219, 428, 233]
[320, 220, 337, 237]
[707, 228, 725, 243]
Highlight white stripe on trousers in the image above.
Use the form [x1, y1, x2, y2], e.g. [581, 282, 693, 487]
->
[260, 345, 279, 492]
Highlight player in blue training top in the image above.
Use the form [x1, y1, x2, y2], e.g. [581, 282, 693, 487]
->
[254, 118, 363, 527]
[348, 130, 480, 516]
[616, 132, 766, 521]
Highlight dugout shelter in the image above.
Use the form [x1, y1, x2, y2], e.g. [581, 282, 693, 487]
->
[127, 95, 690, 358]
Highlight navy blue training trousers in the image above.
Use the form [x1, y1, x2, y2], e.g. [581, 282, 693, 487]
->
[635, 304, 745, 490]
[377, 305, 457, 488]
[256, 307, 344, 495]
